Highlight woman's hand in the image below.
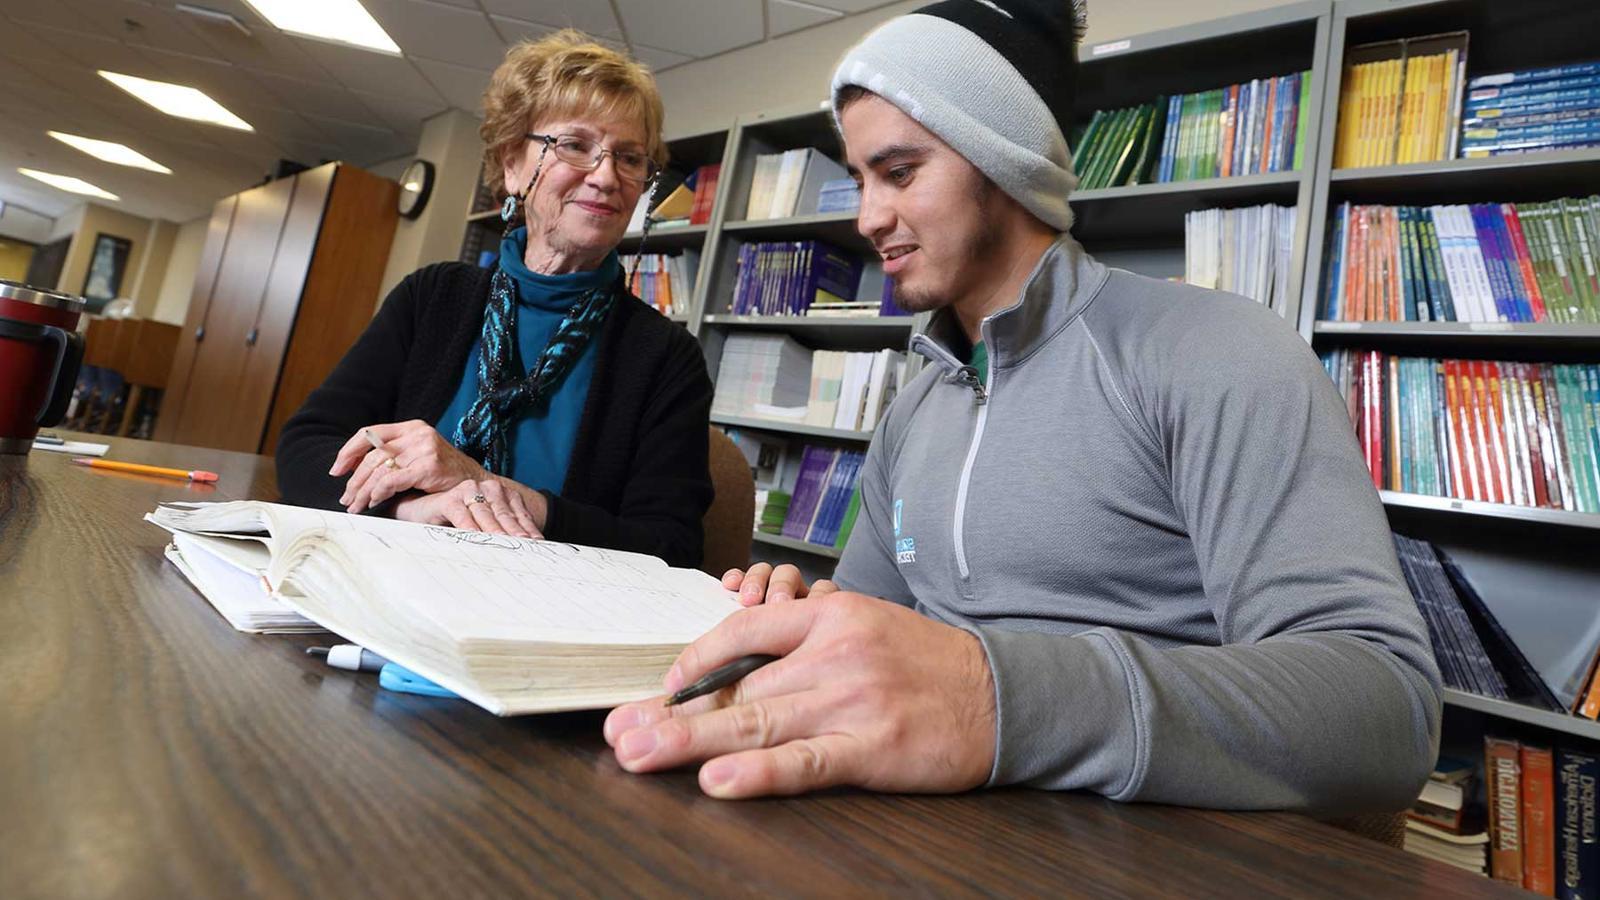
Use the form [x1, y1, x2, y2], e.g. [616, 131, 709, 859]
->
[332, 421, 489, 514]
[392, 478, 545, 537]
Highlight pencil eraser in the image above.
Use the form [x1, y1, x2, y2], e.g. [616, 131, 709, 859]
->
[190, 470, 219, 483]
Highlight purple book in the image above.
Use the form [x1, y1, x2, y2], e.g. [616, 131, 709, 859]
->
[781, 447, 837, 539]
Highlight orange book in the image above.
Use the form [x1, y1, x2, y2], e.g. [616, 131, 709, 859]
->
[1466, 360, 1497, 502]
[1521, 745, 1556, 896]
[1446, 360, 1480, 500]
[1259, 77, 1279, 176]
[1487, 736, 1524, 885]
[1476, 360, 1512, 504]
[1581, 656, 1600, 719]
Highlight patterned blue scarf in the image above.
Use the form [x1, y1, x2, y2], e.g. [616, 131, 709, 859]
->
[451, 242, 616, 476]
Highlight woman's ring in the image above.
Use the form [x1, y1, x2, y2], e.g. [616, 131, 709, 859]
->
[470, 493, 487, 505]
[381, 457, 399, 469]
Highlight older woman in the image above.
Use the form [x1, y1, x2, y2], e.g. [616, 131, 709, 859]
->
[275, 30, 712, 568]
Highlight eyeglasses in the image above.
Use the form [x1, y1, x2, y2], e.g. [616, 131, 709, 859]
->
[526, 132, 659, 184]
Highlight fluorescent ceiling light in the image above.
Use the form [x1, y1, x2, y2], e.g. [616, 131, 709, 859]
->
[241, 0, 401, 55]
[48, 132, 173, 174]
[98, 71, 254, 131]
[18, 168, 120, 201]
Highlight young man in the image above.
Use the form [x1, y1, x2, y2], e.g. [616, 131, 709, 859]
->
[604, 0, 1441, 812]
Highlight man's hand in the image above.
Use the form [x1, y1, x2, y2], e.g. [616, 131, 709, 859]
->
[602, 592, 997, 798]
[392, 478, 544, 538]
[721, 562, 839, 606]
[332, 421, 493, 514]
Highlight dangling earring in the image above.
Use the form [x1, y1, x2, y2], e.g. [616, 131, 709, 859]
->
[502, 141, 552, 229]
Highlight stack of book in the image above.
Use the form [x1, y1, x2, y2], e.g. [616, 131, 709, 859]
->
[1320, 351, 1600, 514]
[1393, 533, 1509, 700]
[730, 241, 865, 317]
[623, 253, 697, 317]
[1482, 737, 1594, 893]
[1183, 204, 1297, 309]
[744, 148, 850, 220]
[754, 489, 790, 536]
[1405, 759, 1487, 875]
[816, 178, 860, 214]
[1321, 198, 1600, 323]
[1070, 101, 1164, 189]
[711, 334, 814, 419]
[802, 348, 907, 433]
[624, 164, 721, 233]
[1156, 72, 1311, 182]
[781, 445, 865, 550]
[1333, 33, 1468, 168]
[1463, 60, 1600, 158]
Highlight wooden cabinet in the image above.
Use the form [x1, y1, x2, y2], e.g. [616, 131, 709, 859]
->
[156, 163, 398, 454]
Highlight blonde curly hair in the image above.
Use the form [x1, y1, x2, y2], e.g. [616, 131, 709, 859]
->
[479, 29, 667, 192]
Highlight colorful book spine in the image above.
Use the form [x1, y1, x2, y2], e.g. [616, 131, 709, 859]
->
[1557, 748, 1600, 900]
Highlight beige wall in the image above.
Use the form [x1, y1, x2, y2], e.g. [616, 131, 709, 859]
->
[55, 203, 155, 301]
[0, 238, 33, 282]
[376, 109, 486, 305]
[129, 219, 178, 318]
[654, 0, 1289, 139]
[151, 215, 209, 326]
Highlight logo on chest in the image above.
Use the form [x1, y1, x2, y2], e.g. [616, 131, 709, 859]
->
[893, 498, 916, 564]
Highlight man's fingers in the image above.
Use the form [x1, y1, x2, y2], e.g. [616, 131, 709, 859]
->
[736, 562, 772, 606]
[664, 601, 821, 694]
[766, 564, 806, 603]
[722, 568, 745, 591]
[698, 734, 861, 799]
[809, 579, 839, 598]
[613, 690, 823, 774]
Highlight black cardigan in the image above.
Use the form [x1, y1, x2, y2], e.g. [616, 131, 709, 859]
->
[275, 262, 714, 568]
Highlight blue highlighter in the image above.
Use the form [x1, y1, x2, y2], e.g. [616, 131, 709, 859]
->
[378, 663, 461, 699]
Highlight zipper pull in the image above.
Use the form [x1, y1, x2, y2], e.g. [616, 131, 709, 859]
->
[954, 366, 987, 404]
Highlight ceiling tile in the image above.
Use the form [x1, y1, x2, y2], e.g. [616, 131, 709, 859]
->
[411, 58, 494, 112]
[0, 19, 73, 64]
[176, 13, 336, 81]
[767, 0, 843, 38]
[362, 0, 508, 68]
[477, 0, 622, 37]
[631, 43, 696, 73]
[296, 39, 446, 102]
[801, 0, 901, 11]
[6, 0, 119, 39]
[132, 47, 280, 118]
[24, 28, 172, 83]
[612, 0, 763, 58]
[353, 90, 450, 138]
[487, 15, 558, 47]
[93, 0, 223, 58]
[227, 103, 334, 145]
[249, 71, 387, 128]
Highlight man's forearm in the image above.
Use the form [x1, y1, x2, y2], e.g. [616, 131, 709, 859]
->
[971, 623, 1440, 814]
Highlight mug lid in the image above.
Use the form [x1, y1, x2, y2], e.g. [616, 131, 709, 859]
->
[0, 278, 86, 313]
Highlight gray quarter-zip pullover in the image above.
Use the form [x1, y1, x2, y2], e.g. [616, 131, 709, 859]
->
[833, 234, 1441, 813]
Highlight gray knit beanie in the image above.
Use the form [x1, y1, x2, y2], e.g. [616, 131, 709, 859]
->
[831, 0, 1087, 232]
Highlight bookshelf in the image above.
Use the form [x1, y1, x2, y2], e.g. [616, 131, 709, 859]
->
[1071, 0, 1333, 321]
[752, 530, 843, 560]
[709, 414, 871, 444]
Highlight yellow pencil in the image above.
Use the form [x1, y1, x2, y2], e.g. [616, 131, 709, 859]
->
[72, 458, 219, 483]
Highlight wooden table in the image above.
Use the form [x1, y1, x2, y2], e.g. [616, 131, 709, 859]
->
[0, 436, 1523, 898]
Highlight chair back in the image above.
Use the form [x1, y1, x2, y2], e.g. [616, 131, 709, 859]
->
[701, 427, 754, 577]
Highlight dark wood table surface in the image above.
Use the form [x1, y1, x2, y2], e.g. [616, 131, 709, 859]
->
[0, 434, 1524, 899]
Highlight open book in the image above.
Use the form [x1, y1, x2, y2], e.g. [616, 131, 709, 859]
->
[147, 501, 739, 715]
